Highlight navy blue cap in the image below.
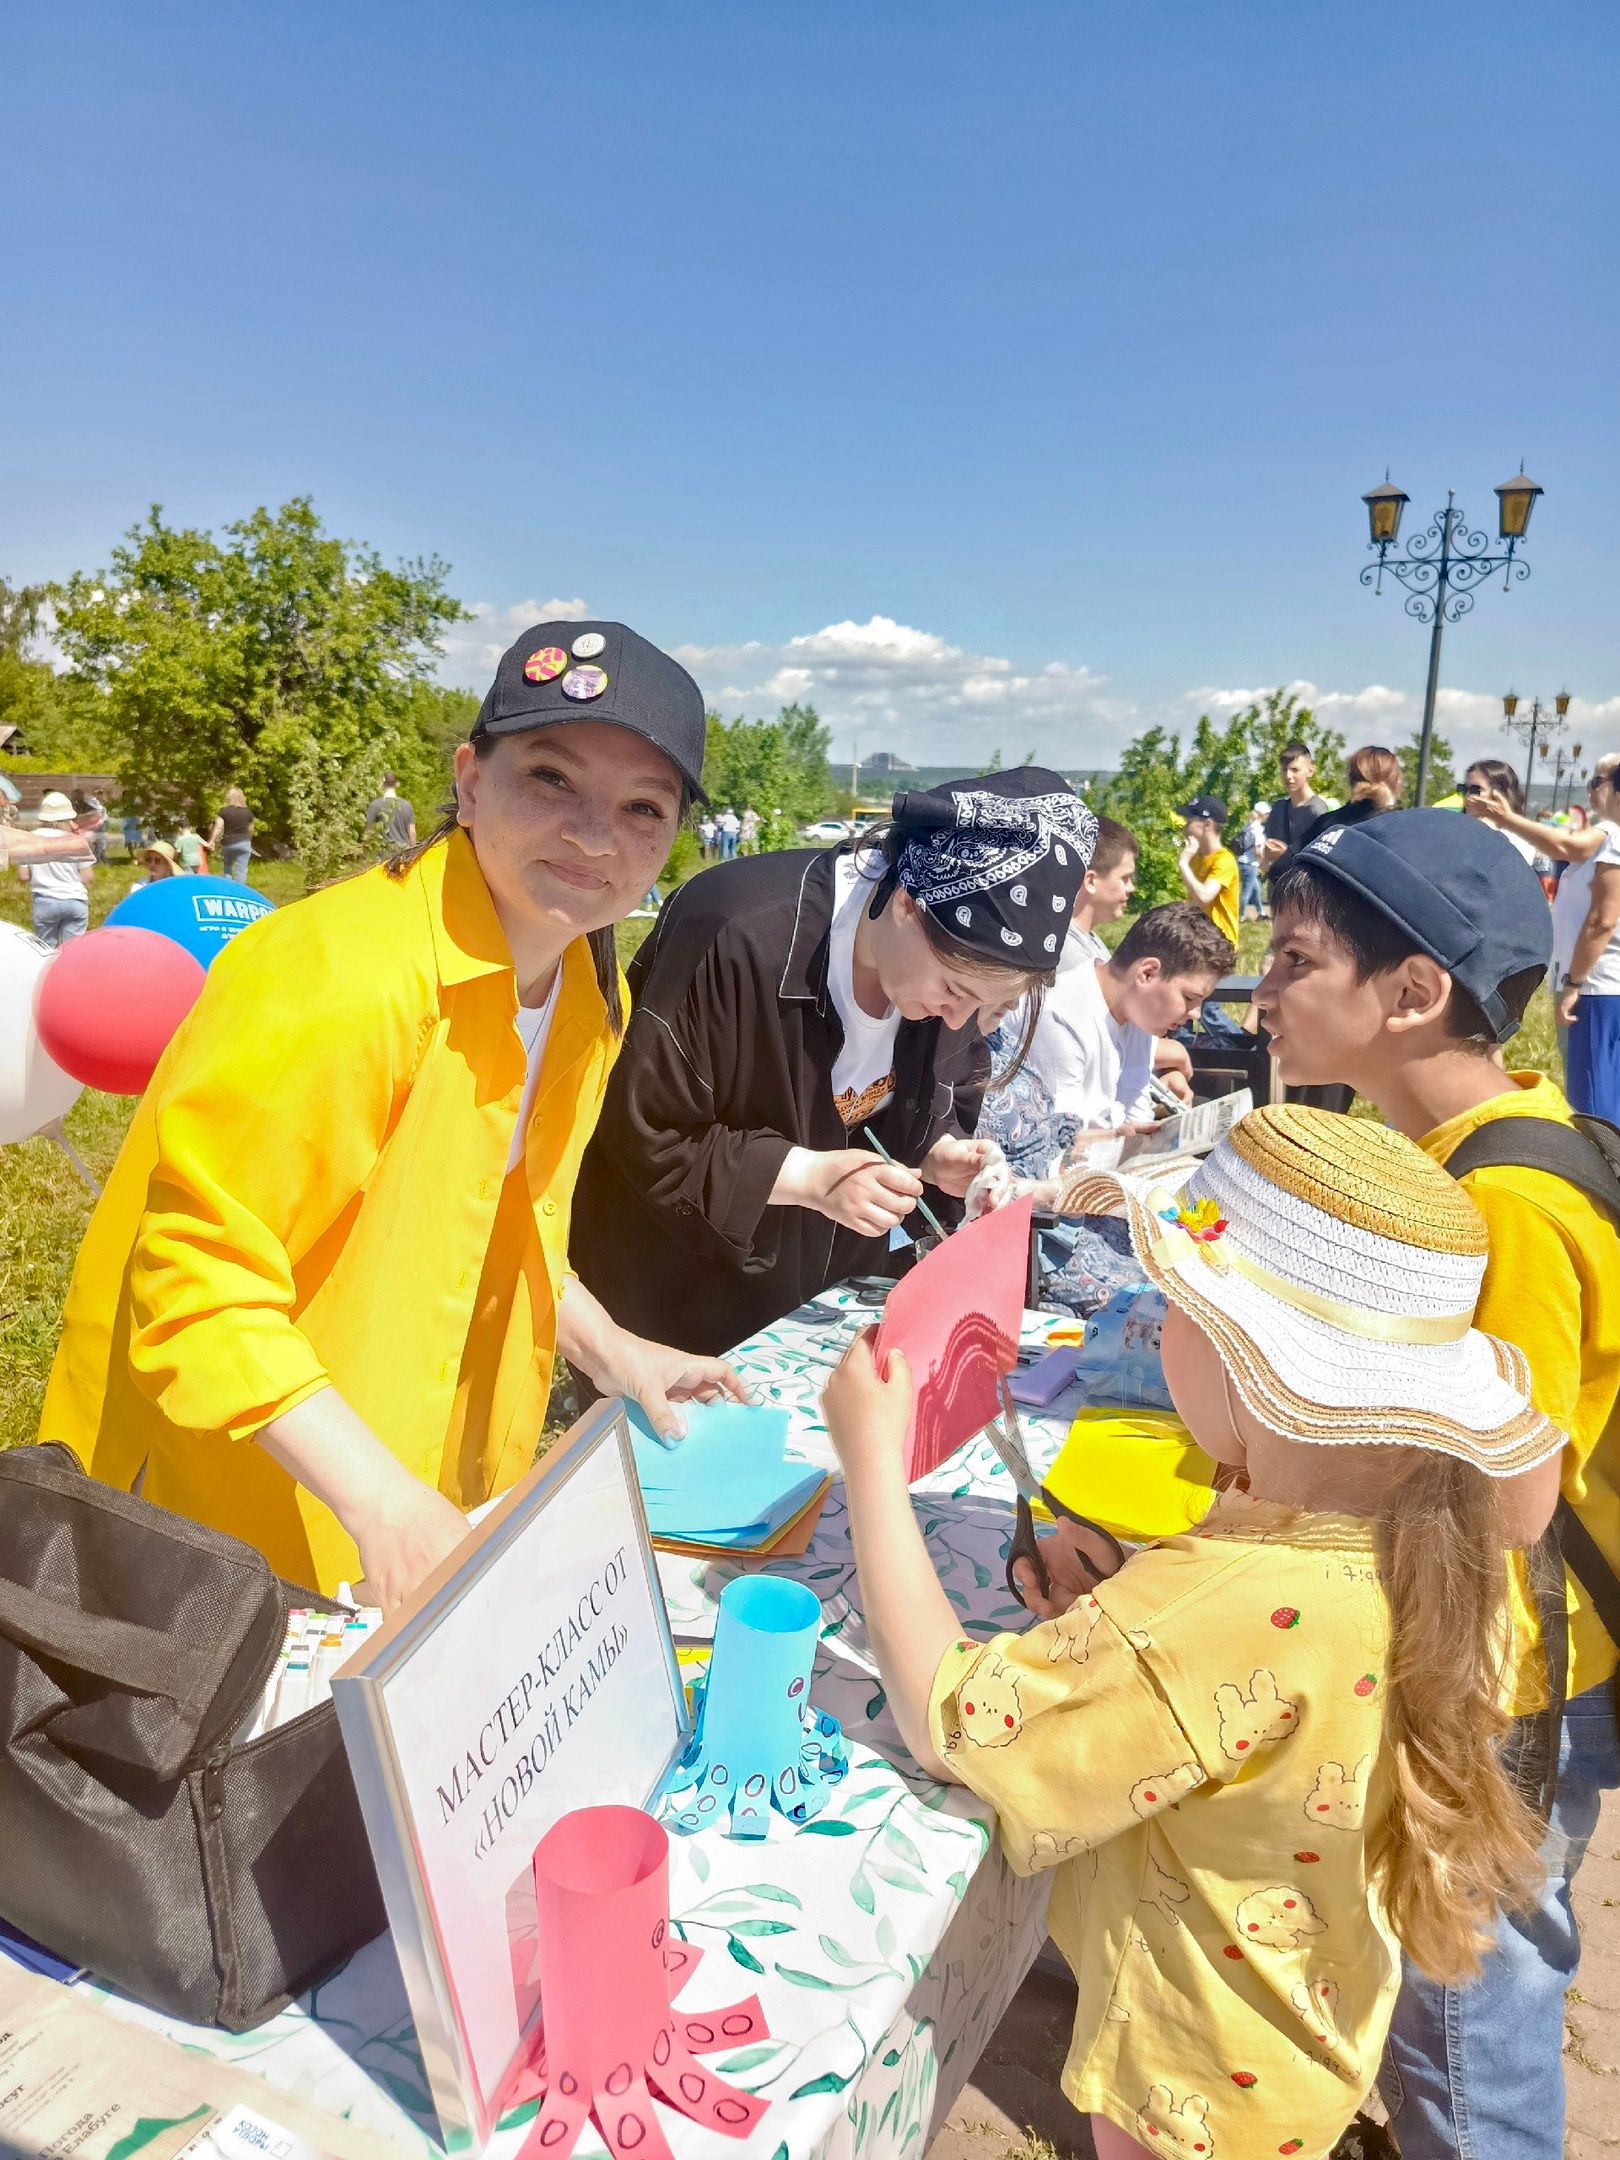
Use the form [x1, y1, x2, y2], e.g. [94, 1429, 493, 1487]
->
[474, 620, 709, 803]
[1290, 808, 1551, 1042]
[1175, 794, 1228, 825]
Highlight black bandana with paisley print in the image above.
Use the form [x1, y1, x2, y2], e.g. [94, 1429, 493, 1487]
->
[877, 767, 1098, 967]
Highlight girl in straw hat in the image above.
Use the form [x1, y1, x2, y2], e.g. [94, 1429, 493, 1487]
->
[823, 1103, 1565, 2159]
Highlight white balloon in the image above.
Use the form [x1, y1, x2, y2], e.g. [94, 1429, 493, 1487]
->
[0, 923, 84, 1143]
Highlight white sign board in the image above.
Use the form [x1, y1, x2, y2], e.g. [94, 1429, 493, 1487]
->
[333, 1402, 690, 2153]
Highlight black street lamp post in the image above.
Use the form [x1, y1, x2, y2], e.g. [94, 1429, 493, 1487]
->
[1501, 688, 1571, 800]
[1360, 468, 1545, 807]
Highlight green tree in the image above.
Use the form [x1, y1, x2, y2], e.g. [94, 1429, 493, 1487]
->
[1398, 730, 1454, 805]
[1092, 688, 1346, 908]
[0, 579, 114, 769]
[51, 499, 467, 841]
[702, 702, 834, 846]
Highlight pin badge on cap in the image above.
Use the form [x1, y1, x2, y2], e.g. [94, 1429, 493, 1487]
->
[561, 665, 609, 701]
[524, 646, 569, 683]
[571, 631, 606, 659]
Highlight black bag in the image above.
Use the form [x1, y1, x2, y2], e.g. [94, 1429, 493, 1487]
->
[0, 1442, 387, 2030]
[1446, 1113, 1620, 1816]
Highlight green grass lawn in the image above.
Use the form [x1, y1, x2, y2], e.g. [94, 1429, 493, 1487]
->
[0, 870, 1561, 1450]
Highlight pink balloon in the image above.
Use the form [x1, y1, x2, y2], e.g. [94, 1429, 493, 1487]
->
[35, 927, 206, 1096]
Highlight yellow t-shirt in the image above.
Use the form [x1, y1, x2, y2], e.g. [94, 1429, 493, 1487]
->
[929, 1499, 1399, 2156]
[1192, 848, 1241, 950]
[1422, 1071, 1620, 1708]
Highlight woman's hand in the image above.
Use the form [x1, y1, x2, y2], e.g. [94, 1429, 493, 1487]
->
[920, 1131, 999, 1198]
[353, 1481, 473, 1614]
[773, 1147, 923, 1234]
[1557, 982, 1583, 1026]
[822, 1331, 913, 1484]
[1465, 785, 1515, 825]
[556, 1274, 747, 1443]
[606, 1336, 749, 1443]
[255, 1386, 472, 1615]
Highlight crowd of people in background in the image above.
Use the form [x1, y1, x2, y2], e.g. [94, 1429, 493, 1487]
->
[697, 804, 760, 860]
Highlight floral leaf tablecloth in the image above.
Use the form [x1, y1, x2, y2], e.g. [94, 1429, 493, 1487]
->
[87, 1288, 1084, 2160]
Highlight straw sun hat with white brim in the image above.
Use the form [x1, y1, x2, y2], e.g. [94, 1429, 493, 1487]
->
[1058, 1102, 1562, 1478]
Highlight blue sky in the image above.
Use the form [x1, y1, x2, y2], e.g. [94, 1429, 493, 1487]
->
[3, 3, 1616, 770]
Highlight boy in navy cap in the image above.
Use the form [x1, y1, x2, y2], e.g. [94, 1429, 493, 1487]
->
[1255, 809, 1620, 2160]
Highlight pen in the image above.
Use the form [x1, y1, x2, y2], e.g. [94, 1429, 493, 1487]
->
[861, 1125, 951, 1243]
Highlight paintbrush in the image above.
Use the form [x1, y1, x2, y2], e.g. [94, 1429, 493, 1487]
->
[861, 1124, 951, 1242]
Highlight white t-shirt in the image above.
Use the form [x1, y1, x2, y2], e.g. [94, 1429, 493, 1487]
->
[1061, 923, 1108, 968]
[826, 853, 902, 1128]
[506, 968, 564, 1172]
[1022, 941, 1155, 1129]
[1553, 823, 1620, 993]
[26, 855, 90, 904]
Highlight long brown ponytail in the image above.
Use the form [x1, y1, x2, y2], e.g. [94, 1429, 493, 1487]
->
[1370, 1449, 1543, 1982]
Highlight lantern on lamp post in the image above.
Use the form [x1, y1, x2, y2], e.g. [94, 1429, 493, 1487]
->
[1360, 467, 1546, 807]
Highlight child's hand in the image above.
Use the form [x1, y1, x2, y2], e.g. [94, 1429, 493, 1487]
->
[822, 1329, 913, 1482]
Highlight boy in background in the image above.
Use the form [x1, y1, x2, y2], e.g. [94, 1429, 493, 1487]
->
[1253, 809, 1615, 2160]
[978, 900, 1231, 1173]
[1174, 793, 1240, 949]
[978, 901, 1233, 1318]
[1068, 814, 1139, 960]
[1261, 740, 1329, 884]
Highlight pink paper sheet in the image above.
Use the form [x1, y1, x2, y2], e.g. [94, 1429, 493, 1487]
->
[873, 1197, 1033, 1481]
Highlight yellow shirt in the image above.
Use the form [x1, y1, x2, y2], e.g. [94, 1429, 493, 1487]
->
[40, 831, 623, 1594]
[930, 1500, 1398, 2156]
[1422, 1071, 1620, 1708]
[1192, 848, 1241, 950]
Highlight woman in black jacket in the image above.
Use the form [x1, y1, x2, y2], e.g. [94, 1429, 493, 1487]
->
[572, 769, 1097, 1353]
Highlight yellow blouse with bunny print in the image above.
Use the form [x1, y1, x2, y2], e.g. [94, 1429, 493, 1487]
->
[929, 1500, 1400, 2158]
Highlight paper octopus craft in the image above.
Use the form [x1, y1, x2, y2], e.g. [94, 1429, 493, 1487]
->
[504, 1805, 773, 2160]
[667, 1574, 848, 1838]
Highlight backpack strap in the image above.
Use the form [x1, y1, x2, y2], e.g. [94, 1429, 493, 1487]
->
[1501, 1524, 1570, 1821]
[1445, 1115, 1620, 1226]
[1443, 1114, 1620, 1811]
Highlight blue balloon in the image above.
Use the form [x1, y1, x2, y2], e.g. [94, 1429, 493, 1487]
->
[105, 876, 274, 970]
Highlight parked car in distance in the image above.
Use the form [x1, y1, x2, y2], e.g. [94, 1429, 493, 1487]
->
[800, 818, 853, 842]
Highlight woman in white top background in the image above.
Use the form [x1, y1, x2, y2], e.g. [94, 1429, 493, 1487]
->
[1460, 757, 1540, 864]
[13, 790, 94, 947]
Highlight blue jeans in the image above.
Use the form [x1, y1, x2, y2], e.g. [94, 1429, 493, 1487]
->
[1383, 1677, 1620, 2157]
[1239, 859, 1263, 915]
[1565, 994, 1620, 1124]
[31, 892, 88, 947]
[221, 842, 252, 883]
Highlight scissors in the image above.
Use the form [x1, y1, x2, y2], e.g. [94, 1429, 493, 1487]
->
[986, 1375, 1127, 1609]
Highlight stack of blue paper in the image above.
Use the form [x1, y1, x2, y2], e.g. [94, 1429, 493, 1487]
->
[627, 1402, 827, 1548]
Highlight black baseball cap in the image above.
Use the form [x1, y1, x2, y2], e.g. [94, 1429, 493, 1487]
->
[1290, 808, 1551, 1042]
[1175, 794, 1228, 824]
[474, 620, 709, 802]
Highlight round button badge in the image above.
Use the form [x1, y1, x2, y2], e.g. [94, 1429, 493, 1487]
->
[561, 665, 609, 701]
[523, 646, 569, 683]
[571, 631, 606, 659]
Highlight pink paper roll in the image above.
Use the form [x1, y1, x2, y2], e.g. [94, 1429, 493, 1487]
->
[510, 1806, 773, 2160]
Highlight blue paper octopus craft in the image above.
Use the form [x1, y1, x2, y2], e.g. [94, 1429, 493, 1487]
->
[667, 1575, 847, 1839]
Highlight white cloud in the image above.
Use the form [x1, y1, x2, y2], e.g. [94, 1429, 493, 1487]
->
[437, 597, 589, 684]
[671, 615, 1130, 768]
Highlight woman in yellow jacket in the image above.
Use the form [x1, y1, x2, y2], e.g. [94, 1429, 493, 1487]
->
[42, 620, 741, 1606]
